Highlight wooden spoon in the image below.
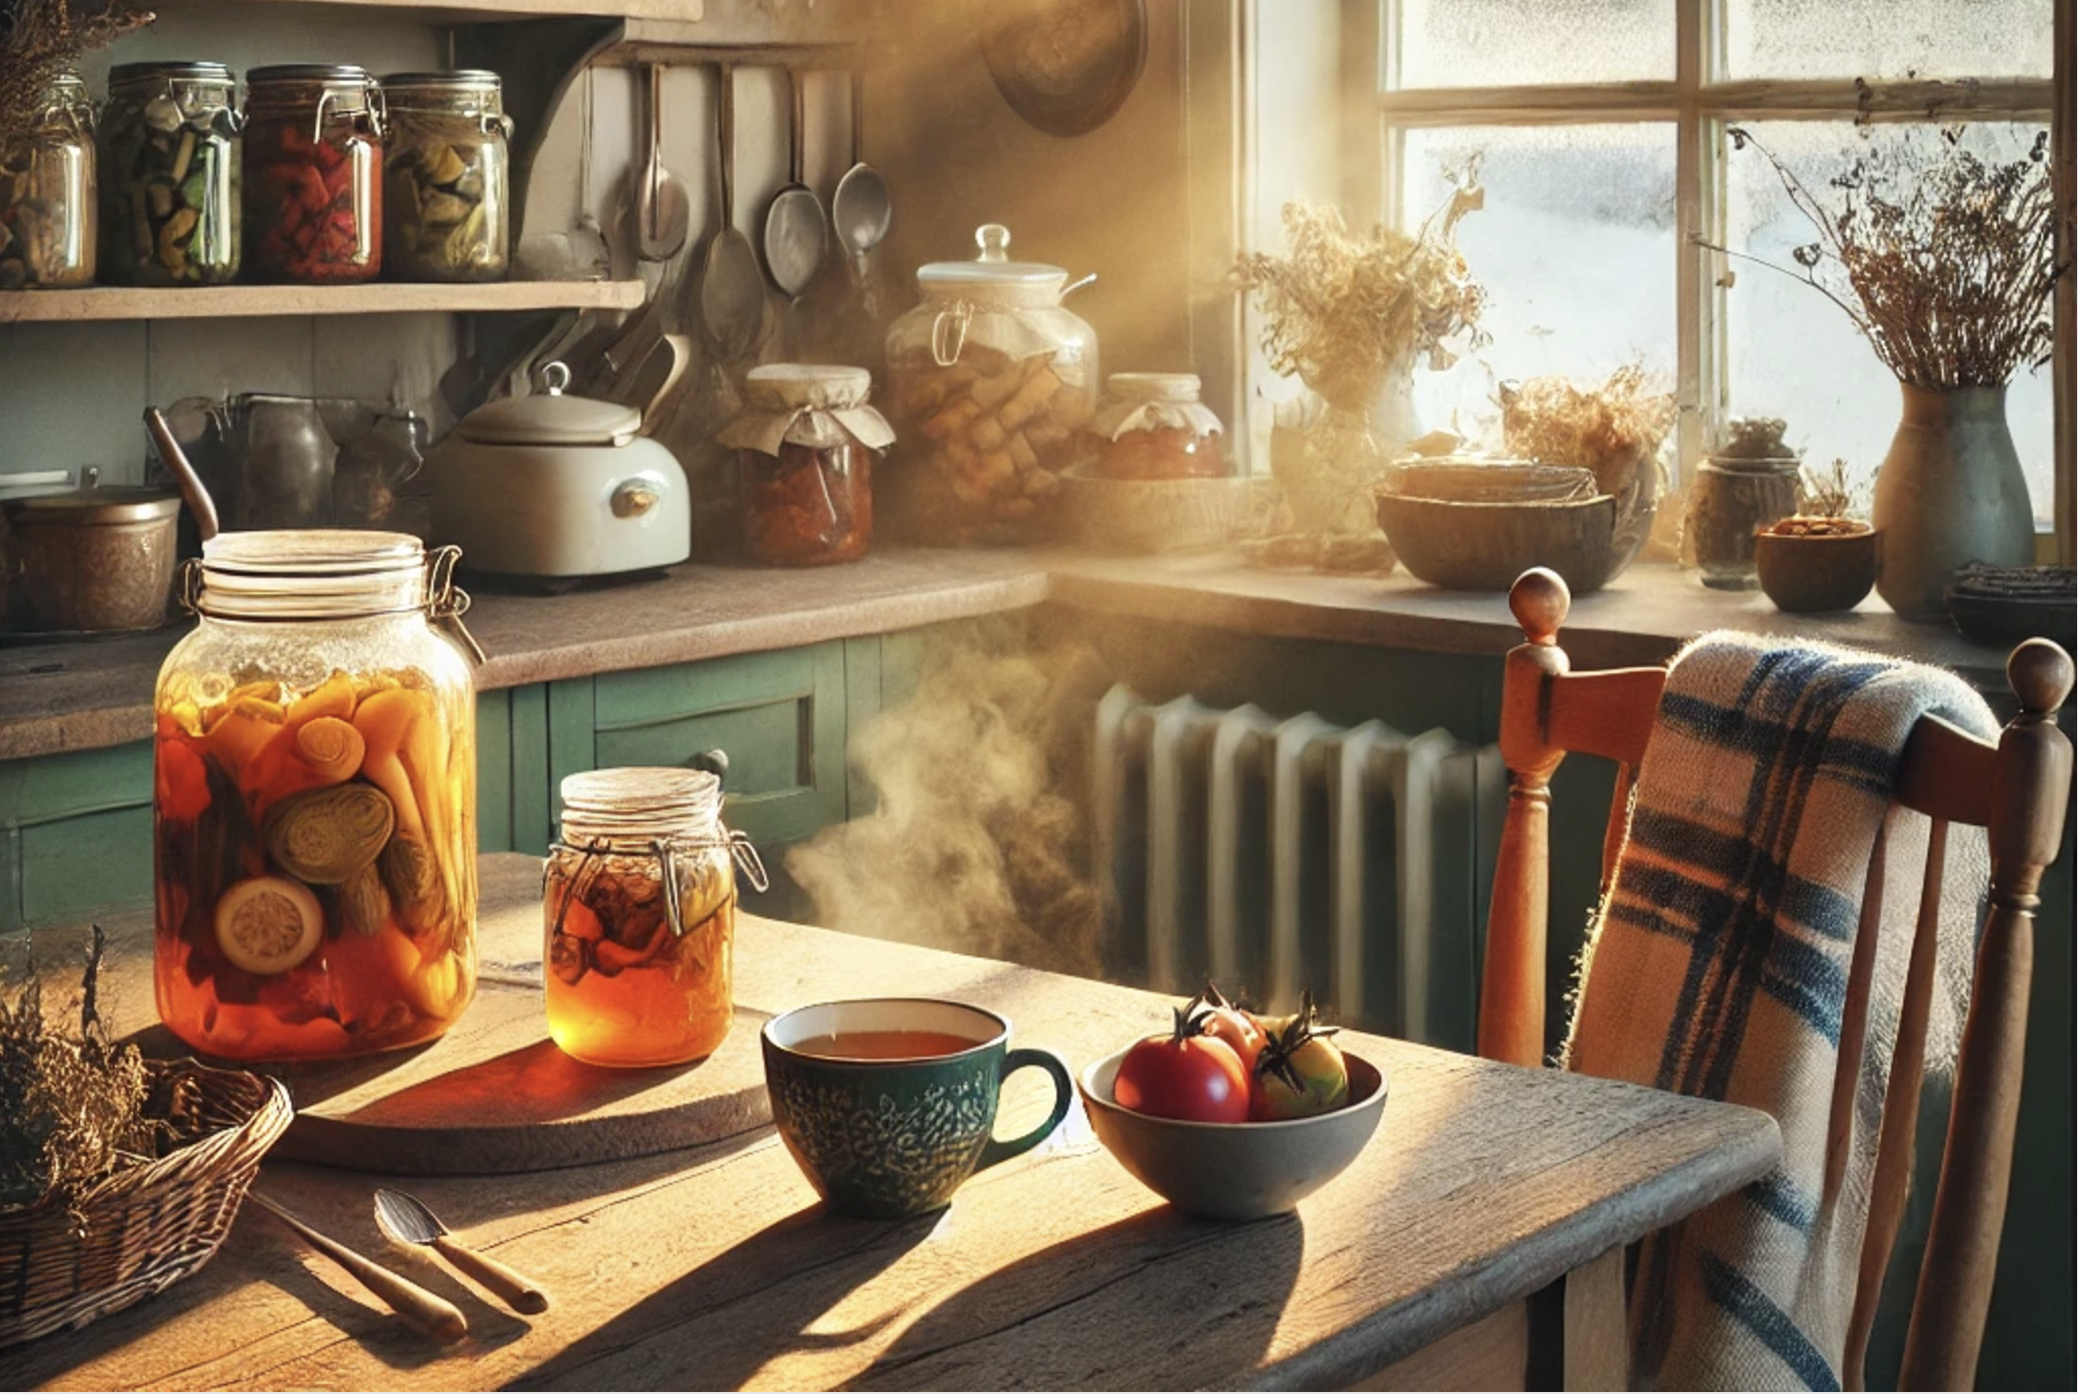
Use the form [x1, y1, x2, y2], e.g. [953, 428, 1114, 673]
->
[248, 1190, 468, 1344]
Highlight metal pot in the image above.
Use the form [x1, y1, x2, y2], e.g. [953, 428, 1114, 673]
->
[4, 487, 182, 632]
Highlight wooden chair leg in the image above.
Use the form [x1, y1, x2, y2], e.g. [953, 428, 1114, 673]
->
[1564, 1246, 1627, 1392]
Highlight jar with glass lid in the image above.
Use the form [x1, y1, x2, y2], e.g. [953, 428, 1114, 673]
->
[101, 61, 241, 286]
[0, 70, 96, 289]
[1087, 373, 1227, 480]
[1683, 417, 1802, 589]
[153, 531, 484, 1062]
[381, 71, 510, 283]
[244, 64, 384, 284]
[884, 223, 1098, 544]
[718, 363, 893, 566]
[545, 767, 766, 1068]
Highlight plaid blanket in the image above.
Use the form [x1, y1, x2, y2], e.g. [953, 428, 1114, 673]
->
[1563, 632, 1996, 1391]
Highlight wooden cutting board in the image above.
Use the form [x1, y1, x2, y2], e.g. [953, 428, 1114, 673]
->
[265, 858, 774, 1175]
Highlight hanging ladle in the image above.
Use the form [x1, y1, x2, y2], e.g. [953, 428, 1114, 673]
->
[698, 62, 767, 363]
[829, 69, 890, 288]
[761, 65, 828, 303]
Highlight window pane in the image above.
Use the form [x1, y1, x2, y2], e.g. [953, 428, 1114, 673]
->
[1722, 122, 2055, 524]
[1723, 0, 2053, 80]
[1392, 0, 1676, 88]
[1399, 125, 1677, 447]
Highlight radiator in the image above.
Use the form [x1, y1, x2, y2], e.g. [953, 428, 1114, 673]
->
[1093, 687, 1505, 1052]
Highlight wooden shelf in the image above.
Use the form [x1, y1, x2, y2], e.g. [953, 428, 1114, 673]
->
[165, 0, 706, 19]
[0, 280, 644, 324]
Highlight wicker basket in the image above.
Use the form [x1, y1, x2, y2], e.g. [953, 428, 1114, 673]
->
[0, 1060, 292, 1349]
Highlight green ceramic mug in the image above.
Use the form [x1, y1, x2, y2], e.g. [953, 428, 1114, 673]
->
[761, 998, 1074, 1219]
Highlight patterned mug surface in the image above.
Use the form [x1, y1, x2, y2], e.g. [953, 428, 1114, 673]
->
[762, 998, 1074, 1219]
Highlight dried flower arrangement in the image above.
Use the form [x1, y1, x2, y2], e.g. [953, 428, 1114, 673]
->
[0, 1, 154, 143]
[1498, 364, 1677, 499]
[1704, 126, 2063, 389]
[1231, 179, 1490, 415]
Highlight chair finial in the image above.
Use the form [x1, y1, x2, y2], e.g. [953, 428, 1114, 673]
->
[2008, 639, 2075, 716]
[1510, 568, 1570, 645]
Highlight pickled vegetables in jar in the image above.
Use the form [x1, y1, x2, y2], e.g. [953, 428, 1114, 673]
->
[244, 65, 383, 284]
[153, 532, 481, 1061]
[1, 72, 95, 289]
[380, 71, 510, 283]
[101, 62, 241, 287]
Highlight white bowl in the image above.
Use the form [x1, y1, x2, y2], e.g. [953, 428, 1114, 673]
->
[1078, 1047, 1389, 1220]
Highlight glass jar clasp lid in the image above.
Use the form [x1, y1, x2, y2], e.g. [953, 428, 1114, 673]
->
[549, 827, 769, 938]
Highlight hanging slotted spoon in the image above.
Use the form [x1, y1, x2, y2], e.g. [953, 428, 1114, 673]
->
[698, 62, 767, 364]
[761, 65, 828, 303]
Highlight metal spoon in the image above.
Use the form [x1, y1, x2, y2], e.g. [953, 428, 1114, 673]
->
[698, 62, 768, 363]
[761, 65, 829, 303]
[248, 1190, 469, 1343]
[635, 64, 690, 263]
[830, 69, 891, 287]
[374, 1187, 550, 1316]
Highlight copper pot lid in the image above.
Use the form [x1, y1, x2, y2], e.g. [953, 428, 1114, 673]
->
[6, 487, 182, 524]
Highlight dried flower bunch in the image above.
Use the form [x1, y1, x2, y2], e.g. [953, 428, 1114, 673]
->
[1797, 457, 1865, 519]
[1710, 125, 2063, 389]
[0, 1, 153, 144]
[1499, 364, 1676, 499]
[1232, 179, 1489, 415]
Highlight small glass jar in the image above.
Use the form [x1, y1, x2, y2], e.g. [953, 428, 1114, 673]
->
[380, 71, 510, 283]
[1087, 373, 1226, 480]
[718, 363, 893, 566]
[153, 532, 482, 1061]
[545, 768, 764, 1067]
[1686, 455, 1801, 589]
[244, 65, 384, 284]
[884, 223, 1098, 544]
[0, 71, 96, 289]
[101, 62, 241, 286]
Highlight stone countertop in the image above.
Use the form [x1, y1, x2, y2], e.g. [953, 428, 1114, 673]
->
[0, 547, 2022, 762]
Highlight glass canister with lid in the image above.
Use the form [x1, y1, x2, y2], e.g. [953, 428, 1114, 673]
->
[0, 70, 96, 288]
[244, 64, 384, 283]
[1087, 373, 1227, 479]
[101, 61, 241, 286]
[153, 531, 483, 1061]
[884, 223, 1098, 544]
[545, 767, 766, 1068]
[380, 70, 510, 283]
[718, 363, 893, 566]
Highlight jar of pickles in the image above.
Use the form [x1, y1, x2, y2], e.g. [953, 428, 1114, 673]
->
[245, 65, 383, 284]
[153, 532, 483, 1061]
[1087, 373, 1227, 479]
[884, 223, 1097, 544]
[0, 71, 96, 289]
[544, 768, 765, 1067]
[381, 71, 510, 283]
[718, 364, 892, 566]
[101, 62, 241, 286]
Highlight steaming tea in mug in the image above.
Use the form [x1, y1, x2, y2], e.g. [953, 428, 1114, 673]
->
[762, 999, 1073, 1219]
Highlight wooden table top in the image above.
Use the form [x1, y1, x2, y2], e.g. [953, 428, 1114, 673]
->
[7, 856, 1780, 1391]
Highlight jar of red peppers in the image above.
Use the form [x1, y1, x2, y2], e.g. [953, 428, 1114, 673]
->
[545, 768, 766, 1067]
[244, 65, 384, 284]
[717, 364, 893, 566]
[1088, 373, 1227, 479]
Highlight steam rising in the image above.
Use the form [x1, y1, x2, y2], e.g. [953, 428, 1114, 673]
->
[785, 635, 1111, 976]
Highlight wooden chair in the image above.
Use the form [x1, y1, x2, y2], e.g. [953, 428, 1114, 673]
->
[1477, 567, 2074, 1392]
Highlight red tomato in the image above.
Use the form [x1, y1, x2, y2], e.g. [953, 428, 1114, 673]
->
[1192, 982, 1267, 1074]
[1114, 1007, 1250, 1123]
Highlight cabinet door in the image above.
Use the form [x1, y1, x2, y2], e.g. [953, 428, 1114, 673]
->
[0, 742, 154, 931]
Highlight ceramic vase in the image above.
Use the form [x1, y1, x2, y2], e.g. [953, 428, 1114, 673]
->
[1871, 383, 2033, 620]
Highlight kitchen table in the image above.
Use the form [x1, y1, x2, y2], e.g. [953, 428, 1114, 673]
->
[6, 856, 1780, 1391]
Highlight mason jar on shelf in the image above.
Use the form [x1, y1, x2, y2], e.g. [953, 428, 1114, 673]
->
[244, 64, 384, 284]
[1, 70, 97, 289]
[380, 70, 510, 283]
[100, 61, 241, 286]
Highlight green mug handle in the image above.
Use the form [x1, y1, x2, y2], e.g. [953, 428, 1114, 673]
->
[976, 1047, 1074, 1173]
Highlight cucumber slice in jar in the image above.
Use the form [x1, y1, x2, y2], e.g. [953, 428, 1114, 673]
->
[215, 875, 324, 975]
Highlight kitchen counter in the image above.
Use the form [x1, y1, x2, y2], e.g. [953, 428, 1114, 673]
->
[0, 547, 2027, 762]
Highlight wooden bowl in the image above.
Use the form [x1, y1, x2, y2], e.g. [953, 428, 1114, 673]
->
[1754, 523, 1879, 614]
[1374, 465, 1621, 593]
[1078, 1047, 1388, 1220]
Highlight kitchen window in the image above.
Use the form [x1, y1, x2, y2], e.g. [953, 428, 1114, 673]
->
[1350, 0, 2066, 539]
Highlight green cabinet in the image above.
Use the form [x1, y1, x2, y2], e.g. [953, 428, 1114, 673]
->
[0, 742, 155, 933]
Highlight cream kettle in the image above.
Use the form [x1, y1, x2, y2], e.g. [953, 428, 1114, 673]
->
[429, 363, 690, 578]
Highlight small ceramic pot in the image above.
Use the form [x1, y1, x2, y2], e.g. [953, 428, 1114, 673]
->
[761, 999, 1073, 1219]
[1755, 521, 1880, 614]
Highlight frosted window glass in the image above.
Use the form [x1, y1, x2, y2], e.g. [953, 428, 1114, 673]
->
[1400, 125, 1678, 447]
[1393, 0, 1676, 88]
[1723, 0, 2053, 80]
[1722, 122, 2055, 523]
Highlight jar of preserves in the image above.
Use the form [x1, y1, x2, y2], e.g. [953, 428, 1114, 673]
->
[380, 71, 510, 283]
[718, 363, 892, 566]
[101, 61, 241, 286]
[0, 71, 96, 289]
[244, 65, 383, 284]
[1087, 373, 1226, 480]
[545, 767, 765, 1067]
[884, 223, 1097, 544]
[153, 532, 483, 1061]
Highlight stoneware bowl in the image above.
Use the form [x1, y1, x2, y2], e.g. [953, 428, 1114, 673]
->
[1754, 522, 1880, 613]
[1078, 1047, 1388, 1220]
[1373, 464, 1623, 594]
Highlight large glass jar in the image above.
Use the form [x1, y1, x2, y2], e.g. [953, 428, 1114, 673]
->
[101, 62, 241, 286]
[244, 65, 383, 284]
[1087, 373, 1227, 479]
[718, 363, 893, 566]
[380, 71, 510, 283]
[1686, 455, 1801, 589]
[0, 71, 96, 289]
[545, 768, 764, 1067]
[884, 223, 1097, 544]
[153, 532, 482, 1061]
